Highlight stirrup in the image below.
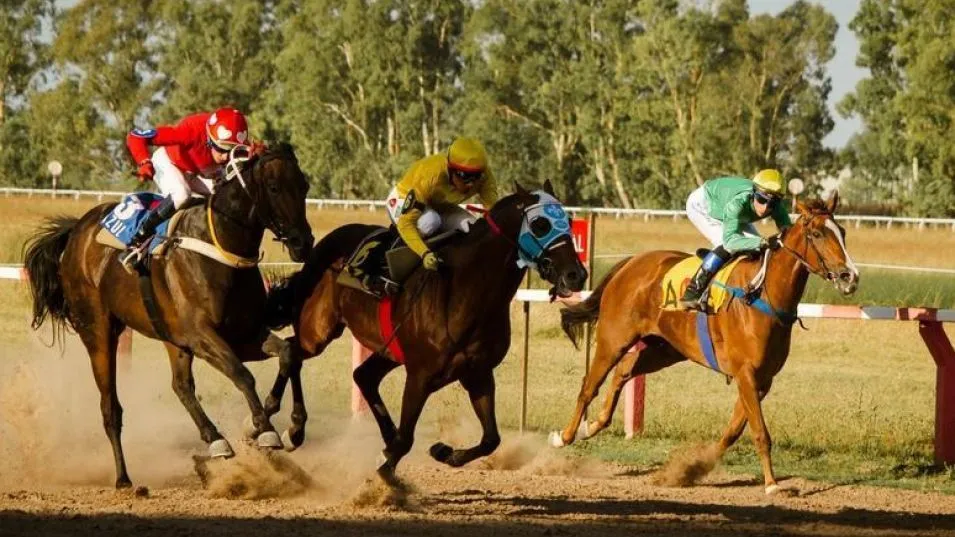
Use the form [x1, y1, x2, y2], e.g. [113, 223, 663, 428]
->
[120, 244, 147, 273]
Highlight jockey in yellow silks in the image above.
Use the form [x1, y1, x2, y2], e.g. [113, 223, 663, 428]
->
[385, 137, 499, 271]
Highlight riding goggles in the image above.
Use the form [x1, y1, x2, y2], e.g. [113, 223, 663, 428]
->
[753, 189, 781, 208]
[450, 168, 483, 185]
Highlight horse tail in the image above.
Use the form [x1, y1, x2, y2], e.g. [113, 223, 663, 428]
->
[265, 223, 371, 330]
[560, 257, 629, 350]
[23, 216, 78, 340]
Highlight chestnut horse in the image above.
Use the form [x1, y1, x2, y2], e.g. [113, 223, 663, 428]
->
[264, 182, 587, 485]
[550, 192, 859, 495]
[23, 143, 313, 488]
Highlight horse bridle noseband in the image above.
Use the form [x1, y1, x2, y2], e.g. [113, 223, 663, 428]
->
[776, 213, 841, 283]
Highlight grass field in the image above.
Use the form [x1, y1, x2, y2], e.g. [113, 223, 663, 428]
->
[2, 196, 955, 494]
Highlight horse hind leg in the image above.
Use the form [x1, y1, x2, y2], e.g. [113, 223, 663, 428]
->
[550, 326, 639, 448]
[80, 315, 132, 488]
[585, 341, 686, 440]
[430, 369, 500, 468]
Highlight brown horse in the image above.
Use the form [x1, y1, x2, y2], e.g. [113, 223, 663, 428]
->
[23, 143, 313, 488]
[549, 192, 859, 495]
[264, 182, 587, 484]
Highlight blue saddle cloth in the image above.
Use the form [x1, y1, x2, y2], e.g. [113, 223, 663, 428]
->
[100, 193, 172, 254]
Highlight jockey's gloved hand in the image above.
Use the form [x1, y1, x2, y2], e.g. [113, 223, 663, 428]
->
[762, 236, 782, 251]
[422, 251, 443, 271]
[136, 159, 155, 182]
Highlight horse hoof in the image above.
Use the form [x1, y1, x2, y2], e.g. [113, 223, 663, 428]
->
[429, 442, 454, 464]
[257, 430, 283, 450]
[765, 484, 780, 496]
[548, 430, 566, 448]
[578, 421, 593, 440]
[281, 429, 303, 452]
[243, 415, 256, 438]
[115, 477, 133, 489]
[209, 438, 235, 458]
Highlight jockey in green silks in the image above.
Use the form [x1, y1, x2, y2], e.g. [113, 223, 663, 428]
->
[679, 169, 792, 311]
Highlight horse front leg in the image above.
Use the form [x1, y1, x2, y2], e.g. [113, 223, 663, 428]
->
[164, 343, 234, 458]
[261, 333, 293, 418]
[283, 355, 307, 450]
[430, 369, 500, 468]
[353, 353, 401, 445]
[376, 371, 431, 487]
[737, 367, 778, 495]
[192, 326, 282, 450]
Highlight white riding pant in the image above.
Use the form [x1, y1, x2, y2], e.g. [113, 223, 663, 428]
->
[685, 185, 758, 247]
[385, 186, 475, 236]
[152, 147, 215, 209]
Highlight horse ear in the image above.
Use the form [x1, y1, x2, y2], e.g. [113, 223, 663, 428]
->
[826, 189, 840, 214]
[514, 181, 530, 196]
[542, 179, 555, 196]
[795, 200, 811, 219]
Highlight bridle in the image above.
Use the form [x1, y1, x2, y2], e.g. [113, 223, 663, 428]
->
[472, 198, 574, 278]
[211, 144, 294, 245]
[775, 212, 843, 284]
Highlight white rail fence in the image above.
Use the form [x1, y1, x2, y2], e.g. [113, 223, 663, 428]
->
[4, 187, 954, 231]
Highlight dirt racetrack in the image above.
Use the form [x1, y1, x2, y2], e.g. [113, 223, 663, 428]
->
[3, 436, 955, 537]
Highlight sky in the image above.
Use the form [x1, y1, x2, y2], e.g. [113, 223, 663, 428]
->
[747, 0, 866, 148]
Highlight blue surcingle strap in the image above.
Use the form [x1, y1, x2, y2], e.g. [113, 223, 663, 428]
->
[695, 312, 721, 373]
[712, 281, 797, 326]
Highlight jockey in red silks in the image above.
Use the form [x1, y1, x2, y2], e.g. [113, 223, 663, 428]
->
[122, 107, 250, 269]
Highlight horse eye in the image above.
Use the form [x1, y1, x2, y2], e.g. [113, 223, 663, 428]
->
[530, 217, 552, 238]
[811, 230, 823, 239]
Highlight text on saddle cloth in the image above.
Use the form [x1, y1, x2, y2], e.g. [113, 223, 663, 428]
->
[661, 255, 747, 312]
[99, 193, 173, 255]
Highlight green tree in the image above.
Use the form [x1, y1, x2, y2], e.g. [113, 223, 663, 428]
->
[49, 0, 160, 183]
[841, 0, 955, 216]
[153, 0, 280, 124]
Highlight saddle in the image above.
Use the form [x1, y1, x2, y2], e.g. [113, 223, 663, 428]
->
[337, 226, 461, 298]
[661, 250, 748, 313]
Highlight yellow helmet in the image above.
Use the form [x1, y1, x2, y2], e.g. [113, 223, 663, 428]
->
[447, 137, 487, 173]
[752, 169, 786, 196]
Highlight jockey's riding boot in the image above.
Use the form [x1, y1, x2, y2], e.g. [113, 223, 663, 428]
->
[120, 197, 176, 271]
[678, 249, 728, 311]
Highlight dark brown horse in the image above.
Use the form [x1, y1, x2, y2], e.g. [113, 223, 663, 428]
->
[23, 143, 313, 488]
[550, 192, 859, 495]
[264, 182, 587, 484]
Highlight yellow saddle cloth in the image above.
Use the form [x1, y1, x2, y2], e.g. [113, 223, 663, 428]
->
[661, 254, 746, 312]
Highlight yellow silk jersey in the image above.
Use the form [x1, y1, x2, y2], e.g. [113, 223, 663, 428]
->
[394, 153, 498, 256]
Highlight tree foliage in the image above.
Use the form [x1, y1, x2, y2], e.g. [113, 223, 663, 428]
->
[11, 0, 924, 214]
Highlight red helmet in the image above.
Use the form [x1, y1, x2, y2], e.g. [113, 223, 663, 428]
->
[206, 107, 249, 151]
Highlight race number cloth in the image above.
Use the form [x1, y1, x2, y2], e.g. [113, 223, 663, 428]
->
[100, 193, 172, 254]
[661, 255, 746, 312]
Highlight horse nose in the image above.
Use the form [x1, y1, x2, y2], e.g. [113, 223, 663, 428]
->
[565, 265, 587, 291]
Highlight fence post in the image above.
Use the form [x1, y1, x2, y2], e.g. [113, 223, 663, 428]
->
[582, 213, 597, 421]
[520, 273, 531, 433]
[117, 329, 133, 374]
[920, 321, 955, 465]
[624, 375, 646, 438]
